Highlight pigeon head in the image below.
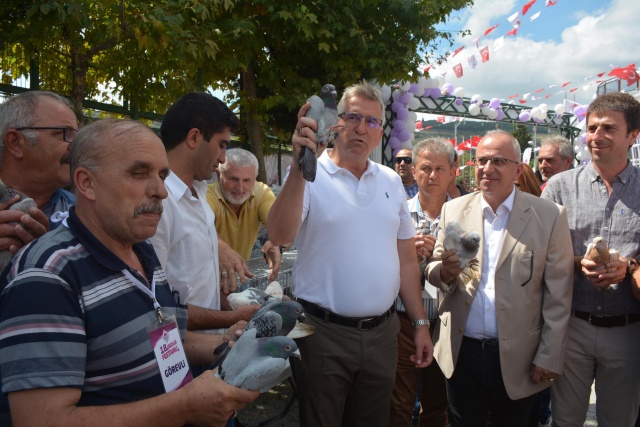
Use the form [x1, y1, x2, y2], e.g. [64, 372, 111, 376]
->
[461, 233, 481, 252]
[320, 84, 337, 101]
[274, 300, 306, 323]
[258, 335, 301, 360]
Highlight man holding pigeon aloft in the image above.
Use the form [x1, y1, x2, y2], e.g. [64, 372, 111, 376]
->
[426, 129, 573, 427]
[269, 80, 432, 427]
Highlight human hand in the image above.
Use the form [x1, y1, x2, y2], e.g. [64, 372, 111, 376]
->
[292, 103, 318, 164]
[218, 239, 253, 294]
[181, 370, 259, 426]
[581, 256, 626, 289]
[0, 198, 48, 253]
[530, 364, 559, 384]
[439, 248, 463, 284]
[261, 240, 282, 281]
[410, 326, 433, 368]
[235, 304, 261, 323]
[415, 234, 436, 261]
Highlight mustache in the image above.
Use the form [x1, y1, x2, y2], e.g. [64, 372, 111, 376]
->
[60, 152, 71, 165]
[134, 201, 163, 216]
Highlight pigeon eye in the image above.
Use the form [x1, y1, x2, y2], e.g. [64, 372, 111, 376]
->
[285, 345, 292, 351]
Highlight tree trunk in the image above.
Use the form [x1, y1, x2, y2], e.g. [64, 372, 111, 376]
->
[70, 43, 88, 124]
[240, 60, 268, 184]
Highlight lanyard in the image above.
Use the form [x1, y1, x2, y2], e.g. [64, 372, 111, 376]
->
[122, 269, 164, 323]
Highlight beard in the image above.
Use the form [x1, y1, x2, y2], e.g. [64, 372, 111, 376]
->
[221, 187, 251, 206]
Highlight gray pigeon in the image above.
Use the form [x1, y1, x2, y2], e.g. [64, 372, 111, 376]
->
[0, 179, 37, 272]
[211, 299, 312, 369]
[217, 328, 301, 392]
[298, 84, 339, 182]
[443, 220, 481, 284]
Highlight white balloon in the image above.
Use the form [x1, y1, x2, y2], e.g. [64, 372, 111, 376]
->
[400, 81, 411, 91]
[425, 78, 437, 89]
[392, 89, 401, 101]
[539, 103, 549, 113]
[418, 76, 428, 91]
[408, 97, 421, 110]
[471, 94, 483, 104]
[454, 87, 465, 97]
[401, 139, 413, 149]
[436, 76, 445, 86]
[481, 106, 491, 116]
[380, 85, 392, 104]
[469, 104, 480, 116]
[554, 104, 565, 115]
[406, 111, 418, 126]
[531, 107, 541, 119]
[486, 108, 498, 120]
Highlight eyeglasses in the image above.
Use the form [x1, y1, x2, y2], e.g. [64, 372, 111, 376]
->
[15, 126, 77, 143]
[339, 112, 383, 129]
[473, 157, 519, 168]
[395, 156, 412, 165]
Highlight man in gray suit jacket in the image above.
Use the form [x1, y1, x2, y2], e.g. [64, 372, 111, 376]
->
[426, 130, 574, 427]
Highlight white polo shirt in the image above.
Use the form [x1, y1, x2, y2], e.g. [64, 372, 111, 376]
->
[293, 152, 415, 317]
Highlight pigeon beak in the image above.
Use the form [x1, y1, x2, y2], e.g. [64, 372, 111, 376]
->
[291, 349, 302, 360]
[331, 90, 337, 97]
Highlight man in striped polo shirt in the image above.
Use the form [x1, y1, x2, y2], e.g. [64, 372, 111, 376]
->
[0, 119, 257, 426]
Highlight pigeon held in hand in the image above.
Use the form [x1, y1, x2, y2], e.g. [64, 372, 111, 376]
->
[298, 84, 338, 182]
[584, 236, 619, 273]
[216, 328, 301, 392]
[0, 179, 37, 271]
[443, 220, 481, 284]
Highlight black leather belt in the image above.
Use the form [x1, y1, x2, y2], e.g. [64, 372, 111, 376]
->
[572, 310, 640, 328]
[463, 336, 500, 351]
[297, 298, 395, 330]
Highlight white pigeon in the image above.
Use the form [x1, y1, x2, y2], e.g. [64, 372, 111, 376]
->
[584, 236, 619, 273]
[443, 220, 481, 284]
[227, 281, 284, 311]
[216, 328, 301, 392]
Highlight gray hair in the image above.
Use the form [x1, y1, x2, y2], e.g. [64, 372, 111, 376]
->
[70, 119, 155, 179]
[482, 129, 521, 161]
[218, 148, 259, 177]
[337, 80, 385, 125]
[0, 91, 73, 157]
[541, 135, 573, 160]
[412, 138, 456, 167]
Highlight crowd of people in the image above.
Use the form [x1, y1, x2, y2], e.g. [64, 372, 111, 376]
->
[0, 84, 639, 427]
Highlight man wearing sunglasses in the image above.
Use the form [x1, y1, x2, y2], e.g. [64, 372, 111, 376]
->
[426, 130, 573, 427]
[268, 81, 432, 427]
[395, 148, 418, 199]
[0, 91, 77, 256]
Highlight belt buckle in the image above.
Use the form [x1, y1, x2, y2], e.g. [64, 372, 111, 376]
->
[587, 314, 595, 325]
[357, 317, 375, 330]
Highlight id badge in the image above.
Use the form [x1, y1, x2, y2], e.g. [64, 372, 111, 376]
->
[147, 315, 193, 392]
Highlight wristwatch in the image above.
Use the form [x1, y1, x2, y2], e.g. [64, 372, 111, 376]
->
[412, 319, 430, 328]
[627, 258, 639, 276]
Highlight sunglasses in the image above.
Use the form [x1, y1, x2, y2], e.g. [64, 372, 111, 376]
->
[395, 157, 412, 165]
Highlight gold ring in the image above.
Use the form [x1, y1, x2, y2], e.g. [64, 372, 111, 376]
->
[221, 271, 228, 278]
[297, 127, 303, 136]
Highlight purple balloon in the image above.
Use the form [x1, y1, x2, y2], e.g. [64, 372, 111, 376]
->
[409, 83, 421, 95]
[390, 128, 400, 138]
[519, 111, 531, 122]
[399, 92, 412, 104]
[489, 97, 501, 109]
[533, 117, 543, 123]
[399, 129, 411, 142]
[391, 101, 403, 112]
[495, 109, 505, 121]
[430, 88, 442, 99]
[388, 136, 401, 150]
[396, 107, 409, 120]
[573, 105, 586, 116]
[422, 88, 433, 98]
[441, 83, 454, 96]
[455, 97, 464, 106]
[392, 119, 405, 129]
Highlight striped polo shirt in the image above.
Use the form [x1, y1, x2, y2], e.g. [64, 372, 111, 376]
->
[0, 207, 188, 411]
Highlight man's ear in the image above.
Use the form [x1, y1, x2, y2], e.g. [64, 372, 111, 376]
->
[74, 167, 97, 202]
[185, 128, 201, 149]
[3, 130, 28, 160]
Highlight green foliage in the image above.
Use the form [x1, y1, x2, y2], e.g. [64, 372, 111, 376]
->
[511, 124, 533, 153]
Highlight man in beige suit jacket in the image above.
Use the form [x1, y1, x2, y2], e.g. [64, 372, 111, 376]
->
[426, 130, 573, 427]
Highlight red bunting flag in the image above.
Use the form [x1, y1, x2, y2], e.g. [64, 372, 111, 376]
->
[597, 72, 605, 77]
[453, 63, 464, 78]
[522, 0, 537, 15]
[480, 46, 490, 63]
[546, 0, 557, 5]
[484, 24, 500, 36]
[609, 64, 640, 86]
[508, 94, 519, 99]
[561, 81, 571, 87]
[545, 94, 552, 98]
[506, 27, 518, 37]
[569, 88, 578, 92]
[535, 88, 545, 93]
[519, 100, 528, 104]
[453, 46, 465, 57]
[423, 126, 433, 131]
